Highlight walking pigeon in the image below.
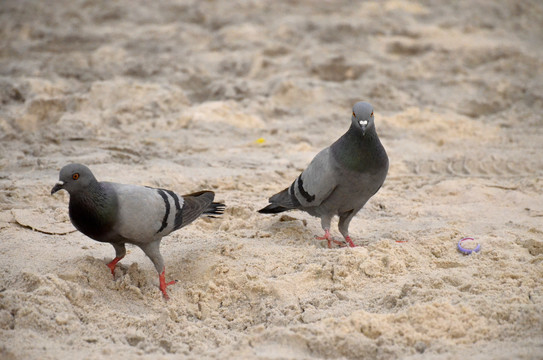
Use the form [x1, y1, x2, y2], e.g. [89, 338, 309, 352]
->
[51, 163, 225, 299]
[259, 102, 388, 248]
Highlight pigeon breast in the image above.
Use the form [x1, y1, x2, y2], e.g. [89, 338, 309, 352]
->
[68, 182, 119, 241]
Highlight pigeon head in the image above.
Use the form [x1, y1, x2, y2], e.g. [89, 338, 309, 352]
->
[351, 102, 374, 136]
[51, 163, 97, 195]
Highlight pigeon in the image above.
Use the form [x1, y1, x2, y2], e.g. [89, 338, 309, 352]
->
[259, 101, 388, 248]
[51, 163, 225, 299]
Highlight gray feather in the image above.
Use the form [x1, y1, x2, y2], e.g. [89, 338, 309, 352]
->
[259, 101, 388, 241]
[51, 163, 225, 274]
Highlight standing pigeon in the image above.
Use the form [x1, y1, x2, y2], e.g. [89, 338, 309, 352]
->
[259, 101, 388, 248]
[51, 163, 224, 299]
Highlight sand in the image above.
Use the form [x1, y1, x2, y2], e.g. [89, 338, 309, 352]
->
[1, 0, 542, 359]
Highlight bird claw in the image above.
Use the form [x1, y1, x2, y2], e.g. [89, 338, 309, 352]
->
[107, 264, 116, 277]
[106, 256, 124, 277]
[159, 270, 177, 300]
[316, 230, 347, 248]
[342, 236, 358, 247]
[333, 240, 348, 247]
[315, 230, 334, 248]
[315, 232, 361, 248]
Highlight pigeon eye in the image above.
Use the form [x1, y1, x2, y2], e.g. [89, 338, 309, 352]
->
[371, 112, 373, 116]
[353, 112, 356, 117]
[72, 173, 80, 180]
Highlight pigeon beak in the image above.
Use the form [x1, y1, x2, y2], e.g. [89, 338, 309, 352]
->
[51, 181, 65, 195]
[359, 120, 368, 134]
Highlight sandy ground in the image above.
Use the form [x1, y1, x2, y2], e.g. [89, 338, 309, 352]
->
[1, 0, 543, 359]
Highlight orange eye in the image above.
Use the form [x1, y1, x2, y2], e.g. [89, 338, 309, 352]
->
[72, 173, 79, 180]
[371, 112, 373, 116]
[353, 112, 356, 117]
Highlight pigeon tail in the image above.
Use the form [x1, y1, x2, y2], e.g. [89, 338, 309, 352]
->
[179, 191, 221, 227]
[204, 201, 225, 217]
[259, 186, 300, 214]
[258, 204, 290, 214]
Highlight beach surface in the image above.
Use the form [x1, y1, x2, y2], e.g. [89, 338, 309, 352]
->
[1, 0, 542, 359]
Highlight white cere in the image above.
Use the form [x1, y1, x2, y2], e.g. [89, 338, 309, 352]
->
[359, 120, 368, 126]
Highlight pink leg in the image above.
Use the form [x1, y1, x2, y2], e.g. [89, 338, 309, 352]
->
[106, 256, 124, 276]
[159, 268, 177, 300]
[315, 229, 345, 248]
[344, 236, 358, 248]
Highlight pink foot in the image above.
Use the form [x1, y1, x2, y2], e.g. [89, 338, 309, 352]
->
[344, 236, 358, 248]
[106, 256, 123, 276]
[315, 230, 345, 248]
[159, 268, 177, 300]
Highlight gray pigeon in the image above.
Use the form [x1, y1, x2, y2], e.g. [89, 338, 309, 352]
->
[259, 101, 388, 248]
[51, 163, 224, 299]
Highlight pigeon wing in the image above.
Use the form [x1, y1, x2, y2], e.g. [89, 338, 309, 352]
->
[108, 183, 181, 242]
[288, 147, 339, 208]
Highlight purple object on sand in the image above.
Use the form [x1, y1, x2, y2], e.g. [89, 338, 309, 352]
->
[458, 237, 481, 255]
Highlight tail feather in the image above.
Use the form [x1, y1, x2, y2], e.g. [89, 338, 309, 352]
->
[204, 202, 225, 217]
[258, 204, 290, 214]
[258, 187, 297, 214]
[179, 191, 224, 229]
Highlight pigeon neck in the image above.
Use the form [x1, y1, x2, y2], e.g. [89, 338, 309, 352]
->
[331, 124, 383, 171]
[69, 182, 117, 240]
